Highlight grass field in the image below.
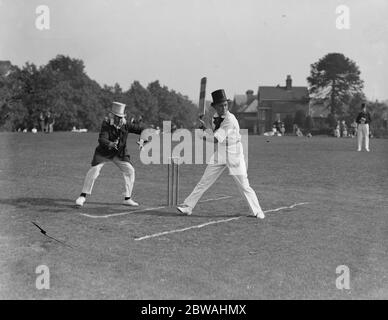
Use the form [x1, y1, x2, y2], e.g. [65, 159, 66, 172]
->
[0, 132, 387, 299]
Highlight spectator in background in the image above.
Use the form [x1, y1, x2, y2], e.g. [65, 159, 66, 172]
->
[280, 123, 285, 136]
[356, 103, 372, 152]
[334, 121, 340, 138]
[292, 123, 298, 135]
[341, 120, 348, 137]
[45, 110, 55, 133]
[295, 125, 303, 137]
[39, 112, 45, 132]
[350, 120, 357, 138]
[273, 119, 282, 133]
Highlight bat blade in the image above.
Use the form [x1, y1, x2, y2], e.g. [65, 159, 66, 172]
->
[199, 77, 207, 118]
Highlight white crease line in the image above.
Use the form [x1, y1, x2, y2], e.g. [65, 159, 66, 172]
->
[134, 202, 310, 241]
[80, 195, 233, 219]
[264, 202, 310, 213]
[135, 217, 241, 241]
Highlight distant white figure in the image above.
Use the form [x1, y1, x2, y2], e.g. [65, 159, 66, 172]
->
[356, 103, 372, 152]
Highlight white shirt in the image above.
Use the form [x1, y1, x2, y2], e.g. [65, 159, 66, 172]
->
[211, 111, 247, 176]
[213, 111, 241, 150]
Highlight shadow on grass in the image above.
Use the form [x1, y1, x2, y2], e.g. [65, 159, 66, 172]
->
[0, 197, 128, 213]
[0, 197, 244, 219]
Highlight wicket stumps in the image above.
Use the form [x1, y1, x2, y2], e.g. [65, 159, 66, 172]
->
[167, 157, 180, 206]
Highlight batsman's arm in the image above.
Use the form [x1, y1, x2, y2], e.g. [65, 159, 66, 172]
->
[197, 128, 219, 144]
[125, 120, 145, 135]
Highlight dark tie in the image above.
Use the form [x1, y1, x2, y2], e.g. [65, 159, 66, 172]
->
[213, 116, 224, 130]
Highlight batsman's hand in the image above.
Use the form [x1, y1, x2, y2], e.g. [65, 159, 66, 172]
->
[198, 117, 206, 130]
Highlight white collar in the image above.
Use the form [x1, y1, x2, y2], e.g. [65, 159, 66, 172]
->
[213, 111, 228, 119]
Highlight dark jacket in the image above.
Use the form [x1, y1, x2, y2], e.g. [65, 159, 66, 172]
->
[356, 111, 372, 124]
[91, 119, 144, 166]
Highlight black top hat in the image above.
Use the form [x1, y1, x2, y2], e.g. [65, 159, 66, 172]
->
[211, 89, 230, 106]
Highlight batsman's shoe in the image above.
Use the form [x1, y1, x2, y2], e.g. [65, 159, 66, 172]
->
[75, 196, 86, 207]
[123, 199, 139, 206]
[177, 205, 192, 216]
[254, 210, 265, 219]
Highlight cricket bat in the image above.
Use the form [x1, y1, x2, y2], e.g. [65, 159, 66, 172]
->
[198, 77, 207, 119]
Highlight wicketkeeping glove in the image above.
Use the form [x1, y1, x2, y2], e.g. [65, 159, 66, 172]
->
[137, 138, 149, 150]
[108, 140, 119, 150]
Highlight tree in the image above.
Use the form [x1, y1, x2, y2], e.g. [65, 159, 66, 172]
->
[0, 55, 200, 131]
[304, 115, 314, 132]
[293, 110, 306, 128]
[123, 81, 158, 124]
[147, 81, 198, 128]
[368, 100, 388, 131]
[0, 63, 24, 130]
[307, 53, 364, 116]
[326, 113, 337, 128]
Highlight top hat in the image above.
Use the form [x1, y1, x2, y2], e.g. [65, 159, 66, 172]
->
[211, 89, 230, 106]
[110, 102, 126, 117]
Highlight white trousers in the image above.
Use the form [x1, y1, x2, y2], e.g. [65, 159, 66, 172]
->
[183, 162, 263, 215]
[81, 157, 135, 197]
[357, 124, 369, 150]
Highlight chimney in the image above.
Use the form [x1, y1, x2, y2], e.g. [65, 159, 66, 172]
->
[286, 75, 292, 90]
[246, 89, 254, 105]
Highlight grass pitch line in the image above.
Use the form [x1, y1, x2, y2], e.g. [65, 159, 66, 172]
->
[264, 202, 310, 214]
[135, 202, 310, 241]
[134, 216, 241, 241]
[80, 195, 233, 219]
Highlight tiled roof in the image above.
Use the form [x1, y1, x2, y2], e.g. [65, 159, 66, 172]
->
[259, 86, 309, 101]
[233, 94, 247, 105]
[239, 99, 258, 113]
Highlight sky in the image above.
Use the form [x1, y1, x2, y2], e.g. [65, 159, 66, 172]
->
[0, 0, 387, 103]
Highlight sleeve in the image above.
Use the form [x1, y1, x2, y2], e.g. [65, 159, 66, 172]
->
[98, 121, 111, 148]
[355, 113, 361, 124]
[213, 119, 230, 143]
[125, 122, 144, 135]
[368, 113, 372, 123]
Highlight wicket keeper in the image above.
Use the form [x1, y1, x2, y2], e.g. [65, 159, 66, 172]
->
[75, 102, 146, 207]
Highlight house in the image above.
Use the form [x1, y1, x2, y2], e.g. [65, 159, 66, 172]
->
[233, 75, 310, 134]
[232, 90, 259, 134]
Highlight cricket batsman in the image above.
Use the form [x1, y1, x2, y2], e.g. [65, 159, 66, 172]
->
[177, 89, 265, 219]
[75, 102, 147, 207]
